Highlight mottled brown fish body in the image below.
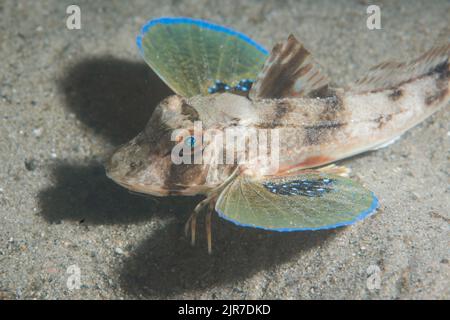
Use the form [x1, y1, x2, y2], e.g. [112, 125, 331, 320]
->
[243, 57, 449, 174]
[192, 59, 449, 176]
[106, 41, 449, 197]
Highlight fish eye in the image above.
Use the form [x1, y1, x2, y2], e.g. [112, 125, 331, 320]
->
[185, 136, 196, 148]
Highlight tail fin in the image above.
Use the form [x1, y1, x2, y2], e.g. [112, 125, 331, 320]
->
[350, 44, 450, 94]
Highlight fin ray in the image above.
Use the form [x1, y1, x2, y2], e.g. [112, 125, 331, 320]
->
[216, 171, 378, 231]
[249, 34, 330, 99]
[137, 17, 268, 97]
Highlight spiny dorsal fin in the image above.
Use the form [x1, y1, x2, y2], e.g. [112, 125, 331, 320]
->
[249, 34, 330, 100]
[350, 43, 450, 93]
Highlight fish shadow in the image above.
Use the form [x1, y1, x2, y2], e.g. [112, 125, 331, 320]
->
[120, 218, 336, 298]
[59, 56, 172, 144]
[38, 57, 175, 225]
[38, 160, 334, 298]
[37, 161, 199, 225]
[38, 56, 335, 297]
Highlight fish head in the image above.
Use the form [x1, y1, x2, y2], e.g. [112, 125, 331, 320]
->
[105, 95, 209, 196]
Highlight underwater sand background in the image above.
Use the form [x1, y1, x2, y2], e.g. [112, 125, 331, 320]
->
[0, 0, 449, 299]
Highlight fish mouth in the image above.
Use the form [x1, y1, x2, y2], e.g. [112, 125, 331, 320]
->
[104, 137, 212, 197]
[105, 169, 210, 197]
[103, 137, 174, 197]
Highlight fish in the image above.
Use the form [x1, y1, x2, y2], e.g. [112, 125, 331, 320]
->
[105, 17, 450, 253]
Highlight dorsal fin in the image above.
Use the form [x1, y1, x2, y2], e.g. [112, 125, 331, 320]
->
[249, 34, 330, 100]
[350, 43, 450, 93]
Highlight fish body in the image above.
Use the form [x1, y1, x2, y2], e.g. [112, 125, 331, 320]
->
[262, 58, 449, 172]
[105, 17, 449, 251]
[108, 58, 449, 194]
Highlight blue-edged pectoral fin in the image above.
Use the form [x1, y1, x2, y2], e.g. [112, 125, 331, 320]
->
[137, 17, 268, 97]
[215, 172, 378, 231]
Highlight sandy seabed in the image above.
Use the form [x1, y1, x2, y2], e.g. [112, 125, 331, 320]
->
[0, 0, 449, 299]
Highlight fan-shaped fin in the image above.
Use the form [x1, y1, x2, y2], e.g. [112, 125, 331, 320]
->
[137, 17, 269, 97]
[249, 34, 330, 100]
[215, 171, 378, 231]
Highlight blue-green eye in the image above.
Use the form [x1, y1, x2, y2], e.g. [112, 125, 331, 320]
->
[185, 136, 196, 148]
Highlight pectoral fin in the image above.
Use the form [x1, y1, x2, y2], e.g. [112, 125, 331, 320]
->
[215, 171, 378, 231]
[137, 17, 269, 97]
